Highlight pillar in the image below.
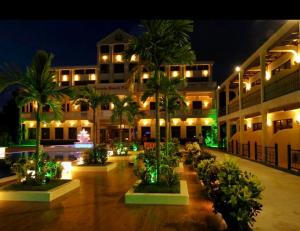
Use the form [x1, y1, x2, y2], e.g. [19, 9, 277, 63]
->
[225, 81, 229, 115]
[260, 50, 266, 103]
[239, 115, 245, 154]
[226, 119, 231, 152]
[261, 108, 268, 161]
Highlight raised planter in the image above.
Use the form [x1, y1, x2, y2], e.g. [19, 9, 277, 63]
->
[125, 180, 189, 205]
[0, 175, 17, 184]
[175, 162, 184, 173]
[0, 179, 80, 202]
[73, 162, 117, 172]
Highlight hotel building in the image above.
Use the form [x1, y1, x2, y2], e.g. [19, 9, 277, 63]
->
[217, 20, 300, 172]
[21, 29, 217, 145]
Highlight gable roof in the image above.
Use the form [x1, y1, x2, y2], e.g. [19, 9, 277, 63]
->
[96, 29, 135, 46]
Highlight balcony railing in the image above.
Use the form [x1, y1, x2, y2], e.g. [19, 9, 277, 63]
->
[141, 109, 216, 119]
[228, 99, 239, 114]
[242, 89, 261, 109]
[264, 70, 300, 102]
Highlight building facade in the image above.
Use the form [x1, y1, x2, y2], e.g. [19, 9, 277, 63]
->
[21, 29, 217, 145]
[217, 20, 300, 172]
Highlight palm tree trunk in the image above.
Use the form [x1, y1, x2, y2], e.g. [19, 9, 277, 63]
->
[35, 103, 42, 171]
[165, 96, 169, 155]
[155, 70, 161, 183]
[119, 114, 123, 143]
[129, 124, 132, 142]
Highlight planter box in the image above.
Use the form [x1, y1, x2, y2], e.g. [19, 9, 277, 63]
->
[125, 180, 189, 205]
[73, 162, 117, 172]
[175, 162, 184, 173]
[0, 179, 80, 202]
[0, 175, 17, 184]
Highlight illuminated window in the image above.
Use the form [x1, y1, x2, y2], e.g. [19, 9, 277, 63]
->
[102, 55, 108, 62]
[115, 55, 123, 62]
[143, 73, 149, 79]
[202, 70, 209, 77]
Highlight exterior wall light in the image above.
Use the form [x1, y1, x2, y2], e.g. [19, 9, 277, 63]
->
[235, 66, 241, 72]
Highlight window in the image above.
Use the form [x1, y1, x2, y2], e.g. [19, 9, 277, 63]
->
[150, 102, 156, 110]
[230, 124, 237, 137]
[80, 103, 89, 111]
[170, 66, 180, 71]
[160, 127, 165, 141]
[141, 127, 151, 140]
[66, 103, 70, 112]
[55, 128, 63, 139]
[101, 103, 109, 110]
[42, 105, 50, 112]
[159, 66, 166, 72]
[28, 128, 36, 139]
[61, 70, 70, 75]
[186, 126, 196, 139]
[41, 128, 50, 139]
[114, 44, 124, 53]
[114, 64, 124, 73]
[86, 69, 95, 74]
[273, 119, 293, 133]
[253, 123, 262, 131]
[244, 124, 247, 131]
[100, 45, 109, 53]
[100, 64, 109, 73]
[101, 80, 109, 83]
[192, 101, 202, 110]
[113, 79, 125, 83]
[171, 126, 181, 138]
[29, 103, 33, 112]
[74, 69, 85, 74]
[69, 128, 77, 139]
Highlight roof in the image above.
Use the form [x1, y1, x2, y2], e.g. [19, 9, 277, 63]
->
[96, 29, 135, 46]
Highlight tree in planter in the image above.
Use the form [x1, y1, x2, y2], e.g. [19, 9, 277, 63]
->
[83, 144, 108, 165]
[197, 158, 263, 231]
[111, 95, 135, 143]
[73, 86, 111, 147]
[0, 50, 73, 183]
[126, 20, 195, 183]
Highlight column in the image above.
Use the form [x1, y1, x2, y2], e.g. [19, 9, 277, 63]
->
[260, 51, 266, 103]
[225, 81, 229, 115]
[261, 109, 268, 161]
[238, 70, 244, 110]
[239, 115, 245, 154]
[226, 119, 231, 152]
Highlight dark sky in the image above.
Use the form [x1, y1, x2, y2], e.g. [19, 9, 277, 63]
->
[0, 20, 285, 106]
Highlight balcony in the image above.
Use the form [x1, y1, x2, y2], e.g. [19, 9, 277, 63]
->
[141, 109, 216, 119]
[242, 88, 261, 109]
[228, 99, 239, 114]
[264, 69, 300, 102]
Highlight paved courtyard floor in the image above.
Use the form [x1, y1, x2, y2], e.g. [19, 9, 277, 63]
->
[207, 148, 300, 231]
[0, 160, 224, 231]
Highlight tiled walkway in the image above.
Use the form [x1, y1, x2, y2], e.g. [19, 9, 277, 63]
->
[0, 161, 225, 231]
[207, 148, 300, 231]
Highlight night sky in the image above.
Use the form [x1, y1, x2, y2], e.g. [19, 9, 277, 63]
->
[0, 20, 285, 107]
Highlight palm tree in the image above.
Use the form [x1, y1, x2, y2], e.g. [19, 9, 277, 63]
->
[126, 20, 195, 182]
[73, 86, 111, 149]
[111, 95, 135, 143]
[126, 100, 145, 142]
[1, 50, 73, 172]
[159, 76, 187, 144]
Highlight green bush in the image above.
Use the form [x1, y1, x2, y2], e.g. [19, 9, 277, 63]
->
[130, 141, 139, 151]
[193, 151, 216, 168]
[114, 142, 128, 155]
[83, 144, 108, 165]
[134, 148, 179, 187]
[197, 158, 263, 230]
[11, 153, 63, 185]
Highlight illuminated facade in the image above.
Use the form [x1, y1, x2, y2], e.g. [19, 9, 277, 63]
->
[217, 20, 300, 171]
[21, 29, 217, 144]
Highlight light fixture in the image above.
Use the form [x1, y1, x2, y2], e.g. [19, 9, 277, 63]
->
[295, 55, 300, 64]
[246, 119, 252, 129]
[202, 70, 208, 77]
[245, 82, 251, 91]
[217, 85, 220, 90]
[116, 54, 122, 62]
[204, 119, 209, 125]
[29, 122, 34, 128]
[203, 101, 209, 108]
[185, 70, 192, 77]
[0, 147, 6, 159]
[102, 55, 108, 61]
[131, 55, 137, 62]
[90, 74, 96, 80]
[55, 121, 61, 127]
[159, 119, 165, 126]
[295, 113, 300, 124]
[110, 103, 114, 110]
[172, 118, 180, 126]
[74, 74, 79, 81]
[187, 118, 195, 126]
[124, 102, 128, 107]
[267, 118, 272, 127]
[62, 75, 68, 81]
[172, 71, 179, 77]
[84, 120, 89, 126]
[265, 71, 271, 81]
[143, 73, 149, 79]
[235, 66, 241, 72]
[142, 102, 148, 108]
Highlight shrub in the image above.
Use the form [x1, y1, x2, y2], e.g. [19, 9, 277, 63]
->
[184, 142, 201, 164]
[193, 151, 216, 168]
[130, 141, 139, 151]
[197, 158, 263, 231]
[83, 144, 108, 165]
[134, 149, 179, 187]
[114, 142, 128, 155]
[11, 153, 63, 185]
